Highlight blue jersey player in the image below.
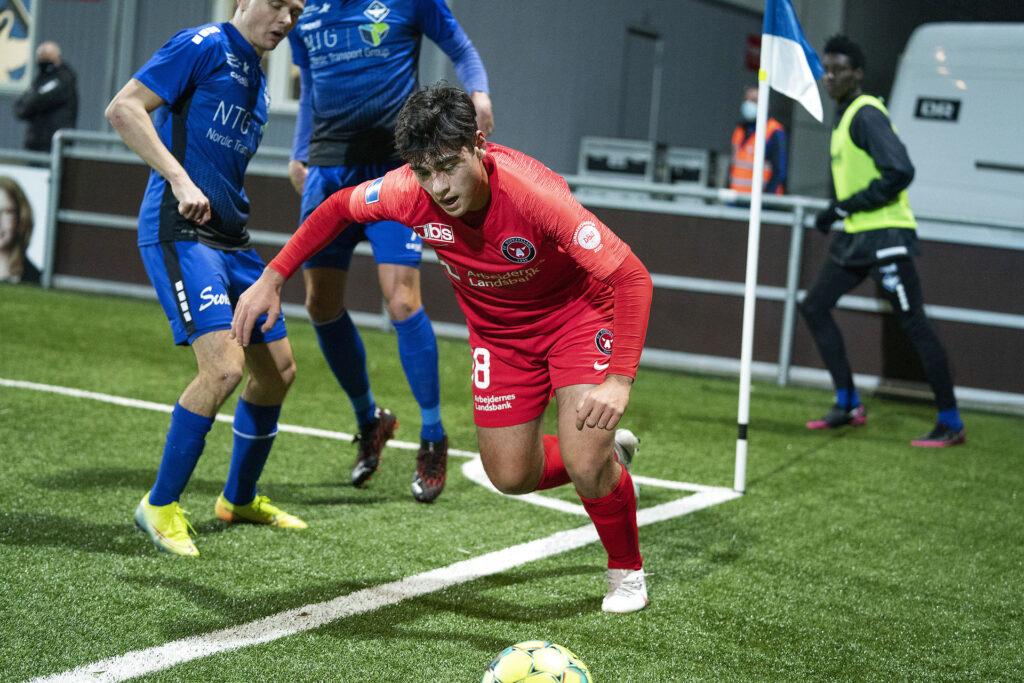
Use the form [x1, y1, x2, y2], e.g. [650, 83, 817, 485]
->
[286, 0, 492, 503]
[106, 0, 307, 557]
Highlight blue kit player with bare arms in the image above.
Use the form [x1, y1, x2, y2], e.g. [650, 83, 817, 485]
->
[287, 0, 493, 503]
[106, 0, 308, 556]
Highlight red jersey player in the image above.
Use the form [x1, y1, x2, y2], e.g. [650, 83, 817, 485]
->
[232, 85, 653, 613]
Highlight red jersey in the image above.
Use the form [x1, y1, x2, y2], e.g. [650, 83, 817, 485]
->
[271, 143, 651, 377]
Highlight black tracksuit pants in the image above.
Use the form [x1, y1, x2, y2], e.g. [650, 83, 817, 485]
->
[798, 257, 957, 411]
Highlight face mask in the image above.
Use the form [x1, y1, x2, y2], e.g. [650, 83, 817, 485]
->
[741, 100, 758, 122]
[37, 60, 54, 73]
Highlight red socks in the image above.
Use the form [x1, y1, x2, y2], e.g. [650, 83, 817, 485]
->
[534, 435, 642, 570]
[535, 434, 572, 490]
[579, 466, 642, 570]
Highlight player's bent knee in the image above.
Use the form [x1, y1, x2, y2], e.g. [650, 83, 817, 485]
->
[200, 365, 245, 402]
[384, 298, 417, 322]
[264, 358, 296, 393]
[481, 462, 539, 496]
[304, 292, 344, 323]
[280, 359, 297, 388]
[492, 478, 537, 496]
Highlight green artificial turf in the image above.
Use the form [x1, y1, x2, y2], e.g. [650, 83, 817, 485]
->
[1, 285, 1022, 682]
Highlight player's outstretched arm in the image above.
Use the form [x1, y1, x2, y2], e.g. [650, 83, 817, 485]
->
[231, 267, 286, 346]
[575, 374, 633, 431]
[105, 79, 211, 225]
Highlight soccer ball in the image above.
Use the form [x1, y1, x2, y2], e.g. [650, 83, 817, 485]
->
[481, 640, 592, 682]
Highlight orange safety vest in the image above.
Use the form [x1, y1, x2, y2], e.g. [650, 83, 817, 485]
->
[729, 118, 784, 194]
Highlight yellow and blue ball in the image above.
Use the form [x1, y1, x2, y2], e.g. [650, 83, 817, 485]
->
[482, 640, 592, 683]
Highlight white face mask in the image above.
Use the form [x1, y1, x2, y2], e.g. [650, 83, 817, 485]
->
[741, 100, 758, 122]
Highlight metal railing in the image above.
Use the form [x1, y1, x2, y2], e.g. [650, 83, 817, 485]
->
[18, 130, 1024, 412]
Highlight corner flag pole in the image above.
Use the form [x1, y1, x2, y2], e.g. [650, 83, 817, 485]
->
[734, 43, 775, 494]
[734, 0, 824, 493]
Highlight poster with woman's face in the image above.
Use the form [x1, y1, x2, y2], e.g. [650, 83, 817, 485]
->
[0, 164, 50, 285]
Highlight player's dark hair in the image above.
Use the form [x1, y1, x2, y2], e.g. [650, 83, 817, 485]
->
[395, 82, 478, 166]
[824, 34, 865, 70]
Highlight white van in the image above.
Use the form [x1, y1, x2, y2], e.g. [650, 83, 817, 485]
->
[887, 23, 1024, 242]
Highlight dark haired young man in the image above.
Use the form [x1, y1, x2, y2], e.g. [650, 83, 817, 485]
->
[801, 34, 965, 447]
[233, 84, 653, 613]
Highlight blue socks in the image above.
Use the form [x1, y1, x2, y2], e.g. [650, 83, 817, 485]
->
[223, 399, 281, 506]
[313, 310, 376, 426]
[148, 401, 283, 508]
[836, 387, 861, 410]
[393, 307, 444, 442]
[836, 388, 962, 431]
[938, 408, 963, 431]
[150, 403, 214, 506]
[315, 306, 444, 440]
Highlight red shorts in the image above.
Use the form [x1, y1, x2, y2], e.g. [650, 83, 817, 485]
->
[469, 305, 617, 428]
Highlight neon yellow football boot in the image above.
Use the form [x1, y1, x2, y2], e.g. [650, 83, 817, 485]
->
[134, 493, 199, 557]
[215, 493, 307, 529]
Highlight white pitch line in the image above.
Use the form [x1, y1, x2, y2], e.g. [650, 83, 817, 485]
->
[461, 455, 730, 517]
[30, 490, 739, 683]
[5, 376, 742, 682]
[0, 377, 478, 458]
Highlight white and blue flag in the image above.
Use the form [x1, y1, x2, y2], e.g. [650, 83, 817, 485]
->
[733, 0, 825, 492]
[761, 0, 824, 121]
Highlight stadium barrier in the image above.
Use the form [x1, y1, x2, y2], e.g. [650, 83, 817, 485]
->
[10, 129, 1023, 413]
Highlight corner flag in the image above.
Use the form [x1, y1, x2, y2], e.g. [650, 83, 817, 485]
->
[733, 0, 823, 494]
[761, 0, 824, 121]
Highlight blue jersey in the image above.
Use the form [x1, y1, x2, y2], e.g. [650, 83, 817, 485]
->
[135, 22, 268, 250]
[289, 0, 488, 166]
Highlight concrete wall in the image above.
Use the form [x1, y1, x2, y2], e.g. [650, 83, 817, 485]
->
[4, 1, 1023, 195]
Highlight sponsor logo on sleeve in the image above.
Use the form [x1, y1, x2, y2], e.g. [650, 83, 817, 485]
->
[573, 221, 603, 251]
[365, 177, 383, 204]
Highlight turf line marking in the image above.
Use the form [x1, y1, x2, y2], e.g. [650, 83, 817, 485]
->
[30, 490, 737, 683]
[6, 376, 741, 681]
[0, 378, 478, 458]
[461, 459, 737, 517]
[2, 377, 716, 485]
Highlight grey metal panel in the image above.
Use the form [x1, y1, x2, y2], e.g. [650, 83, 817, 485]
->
[3, 1, 1022, 181]
[444, 0, 763, 175]
[130, 1, 216, 73]
[33, 0, 116, 131]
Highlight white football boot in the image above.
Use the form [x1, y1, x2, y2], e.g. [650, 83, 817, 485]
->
[602, 568, 648, 613]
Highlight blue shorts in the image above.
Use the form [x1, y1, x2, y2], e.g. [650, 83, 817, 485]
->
[300, 163, 423, 270]
[140, 241, 287, 346]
